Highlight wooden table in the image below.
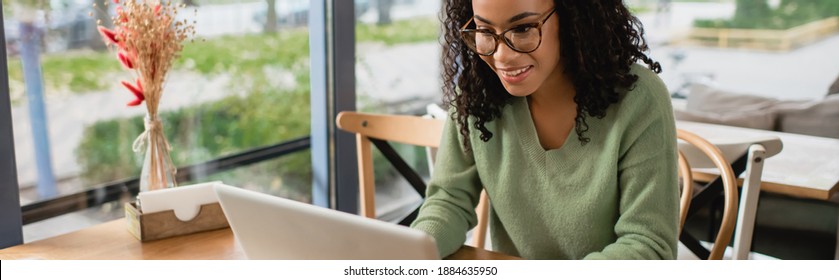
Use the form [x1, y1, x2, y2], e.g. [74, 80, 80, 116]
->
[677, 121, 839, 201]
[0, 220, 518, 260]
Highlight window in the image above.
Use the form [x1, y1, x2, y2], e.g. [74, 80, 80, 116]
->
[2, 0, 312, 242]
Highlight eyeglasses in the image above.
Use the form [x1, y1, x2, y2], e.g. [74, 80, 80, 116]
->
[460, 8, 556, 56]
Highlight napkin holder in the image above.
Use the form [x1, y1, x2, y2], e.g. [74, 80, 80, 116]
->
[125, 182, 230, 242]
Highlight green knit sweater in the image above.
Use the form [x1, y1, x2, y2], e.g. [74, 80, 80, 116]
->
[411, 64, 679, 260]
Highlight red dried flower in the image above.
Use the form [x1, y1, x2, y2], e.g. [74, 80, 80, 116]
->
[98, 1, 196, 110]
[122, 79, 145, 107]
[97, 26, 119, 45]
[118, 51, 134, 69]
[116, 6, 128, 23]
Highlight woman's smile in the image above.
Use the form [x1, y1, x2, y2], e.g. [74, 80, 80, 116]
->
[497, 65, 534, 84]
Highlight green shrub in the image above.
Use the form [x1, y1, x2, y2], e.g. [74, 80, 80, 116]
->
[694, 0, 839, 29]
[178, 30, 310, 76]
[356, 17, 440, 45]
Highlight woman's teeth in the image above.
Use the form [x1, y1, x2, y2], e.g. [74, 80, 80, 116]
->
[501, 66, 530, 77]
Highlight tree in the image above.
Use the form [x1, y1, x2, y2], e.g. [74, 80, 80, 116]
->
[377, 0, 393, 25]
[88, 0, 109, 50]
[732, 0, 772, 28]
[264, 0, 277, 33]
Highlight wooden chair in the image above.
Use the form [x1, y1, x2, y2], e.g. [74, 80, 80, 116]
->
[676, 129, 737, 260]
[677, 127, 782, 260]
[676, 129, 741, 260]
[337, 110, 492, 250]
[336, 111, 445, 222]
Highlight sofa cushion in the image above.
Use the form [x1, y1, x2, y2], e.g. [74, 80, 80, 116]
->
[674, 108, 778, 131]
[678, 84, 780, 130]
[775, 94, 839, 139]
[679, 84, 839, 139]
[686, 84, 780, 114]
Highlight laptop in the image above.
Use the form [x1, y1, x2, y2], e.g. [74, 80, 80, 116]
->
[214, 184, 439, 260]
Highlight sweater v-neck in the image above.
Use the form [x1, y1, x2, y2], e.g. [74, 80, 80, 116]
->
[512, 97, 578, 159]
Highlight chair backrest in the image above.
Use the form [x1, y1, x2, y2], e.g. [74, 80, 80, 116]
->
[676, 129, 739, 260]
[338, 109, 492, 250]
[336, 111, 444, 219]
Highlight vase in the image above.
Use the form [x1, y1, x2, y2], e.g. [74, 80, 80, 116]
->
[137, 114, 177, 194]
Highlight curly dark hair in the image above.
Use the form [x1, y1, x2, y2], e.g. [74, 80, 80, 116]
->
[440, 0, 662, 150]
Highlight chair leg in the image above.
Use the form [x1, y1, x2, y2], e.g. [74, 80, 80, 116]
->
[732, 144, 766, 260]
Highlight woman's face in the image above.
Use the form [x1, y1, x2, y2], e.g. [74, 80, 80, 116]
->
[471, 0, 562, 97]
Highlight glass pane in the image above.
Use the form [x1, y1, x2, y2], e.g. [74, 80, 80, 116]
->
[354, 0, 442, 222]
[627, 0, 839, 100]
[5, 0, 312, 241]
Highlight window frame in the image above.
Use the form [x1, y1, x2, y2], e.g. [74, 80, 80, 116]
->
[0, 3, 24, 249]
[310, 0, 359, 213]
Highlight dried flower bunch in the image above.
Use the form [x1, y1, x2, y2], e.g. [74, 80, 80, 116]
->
[94, 0, 197, 192]
[96, 0, 196, 114]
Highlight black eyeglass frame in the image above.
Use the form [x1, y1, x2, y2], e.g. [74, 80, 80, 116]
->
[460, 7, 557, 56]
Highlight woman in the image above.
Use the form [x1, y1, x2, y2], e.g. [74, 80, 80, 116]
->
[410, 0, 679, 259]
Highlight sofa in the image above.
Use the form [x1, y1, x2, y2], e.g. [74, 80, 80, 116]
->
[674, 84, 839, 139]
